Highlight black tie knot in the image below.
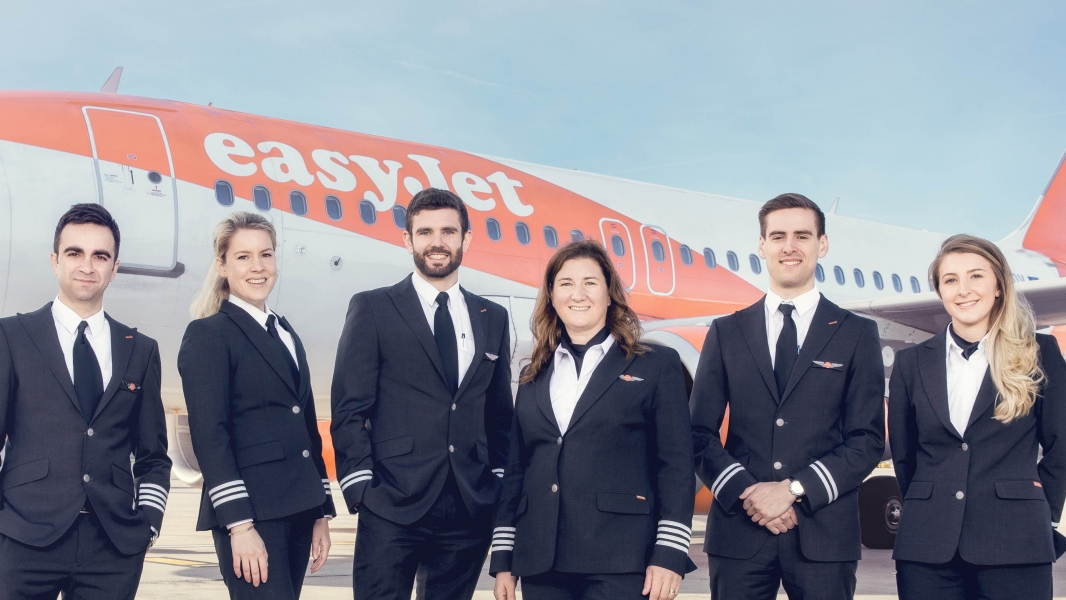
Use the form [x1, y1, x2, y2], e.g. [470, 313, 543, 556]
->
[436, 292, 450, 308]
[78, 320, 90, 337]
[778, 303, 795, 317]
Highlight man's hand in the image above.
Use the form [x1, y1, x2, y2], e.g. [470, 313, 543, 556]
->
[309, 518, 331, 573]
[494, 571, 517, 600]
[764, 505, 798, 534]
[740, 480, 796, 526]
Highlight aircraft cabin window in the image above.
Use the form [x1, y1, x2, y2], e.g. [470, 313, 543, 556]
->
[214, 180, 234, 207]
[571, 229, 584, 242]
[544, 226, 559, 248]
[873, 271, 884, 290]
[487, 218, 502, 241]
[325, 195, 343, 221]
[610, 234, 626, 257]
[148, 171, 163, 185]
[749, 254, 762, 274]
[679, 245, 692, 266]
[834, 266, 845, 285]
[892, 274, 903, 293]
[289, 190, 308, 216]
[516, 221, 531, 245]
[652, 240, 666, 262]
[703, 248, 716, 269]
[392, 204, 406, 229]
[358, 200, 376, 225]
[726, 251, 739, 272]
[910, 276, 920, 294]
[815, 263, 825, 283]
[854, 269, 865, 288]
[252, 185, 271, 211]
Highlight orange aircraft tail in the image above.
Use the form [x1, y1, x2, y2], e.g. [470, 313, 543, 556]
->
[1023, 150, 1066, 275]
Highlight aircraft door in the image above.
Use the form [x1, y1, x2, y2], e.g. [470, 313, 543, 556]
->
[83, 107, 180, 275]
[0, 147, 9, 314]
[640, 225, 675, 296]
[598, 218, 636, 290]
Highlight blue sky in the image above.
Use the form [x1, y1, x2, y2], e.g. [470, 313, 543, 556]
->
[2, 1, 1065, 239]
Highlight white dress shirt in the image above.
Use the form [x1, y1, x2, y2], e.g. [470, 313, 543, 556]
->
[228, 295, 298, 365]
[411, 272, 475, 384]
[945, 328, 989, 436]
[764, 286, 821, 367]
[52, 296, 112, 388]
[550, 334, 616, 434]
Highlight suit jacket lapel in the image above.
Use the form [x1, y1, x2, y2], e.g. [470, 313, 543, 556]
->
[283, 317, 312, 404]
[966, 370, 997, 430]
[454, 289, 488, 400]
[387, 275, 448, 386]
[20, 303, 80, 413]
[92, 316, 134, 422]
[917, 331, 963, 440]
[781, 296, 845, 403]
[565, 344, 636, 433]
[221, 302, 298, 396]
[738, 299, 780, 403]
[535, 362, 561, 433]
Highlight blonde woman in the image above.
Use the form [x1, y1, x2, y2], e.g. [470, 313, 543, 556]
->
[178, 212, 334, 599]
[888, 234, 1066, 600]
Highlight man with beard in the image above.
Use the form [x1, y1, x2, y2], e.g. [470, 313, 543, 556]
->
[331, 188, 513, 600]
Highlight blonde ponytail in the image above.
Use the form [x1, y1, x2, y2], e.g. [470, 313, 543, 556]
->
[190, 212, 277, 319]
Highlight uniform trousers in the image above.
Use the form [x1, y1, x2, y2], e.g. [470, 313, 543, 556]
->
[707, 528, 857, 600]
[211, 508, 318, 600]
[352, 472, 491, 600]
[520, 570, 646, 600]
[0, 510, 147, 600]
[896, 551, 1052, 600]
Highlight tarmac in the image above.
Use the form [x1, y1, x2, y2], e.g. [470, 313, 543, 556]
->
[136, 477, 1066, 599]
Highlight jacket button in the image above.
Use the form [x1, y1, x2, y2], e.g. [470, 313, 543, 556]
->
[961, 443, 969, 451]
[452, 403, 457, 411]
[956, 491, 965, 499]
[449, 445, 455, 453]
[87, 428, 94, 436]
[557, 437, 563, 445]
[292, 406, 301, 414]
[774, 462, 782, 470]
[776, 419, 784, 427]
[83, 474, 90, 482]
[302, 450, 310, 458]
[551, 484, 558, 493]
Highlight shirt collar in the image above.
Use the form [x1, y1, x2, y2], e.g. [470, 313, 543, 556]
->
[946, 326, 988, 358]
[228, 294, 277, 327]
[52, 296, 106, 336]
[411, 271, 462, 310]
[765, 286, 821, 318]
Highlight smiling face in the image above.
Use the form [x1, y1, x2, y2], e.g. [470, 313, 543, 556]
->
[758, 207, 828, 298]
[403, 208, 472, 286]
[936, 251, 1000, 340]
[551, 257, 610, 343]
[51, 223, 119, 316]
[217, 228, 276, 311]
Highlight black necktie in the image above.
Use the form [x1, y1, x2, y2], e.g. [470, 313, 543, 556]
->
[434, 292, 459, 394]
[774, 304, 798, 397]
[949, 325, 981, 360]
[266, 314, 300, 389]
[73, 321, 104, 421]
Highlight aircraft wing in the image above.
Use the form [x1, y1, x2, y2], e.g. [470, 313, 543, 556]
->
[840, 277, 1066, 334]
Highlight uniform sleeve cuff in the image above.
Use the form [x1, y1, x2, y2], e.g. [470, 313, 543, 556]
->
[711, 463, 757, 513]
[792, 461, 837, 513]
[339, 470, 372, 514]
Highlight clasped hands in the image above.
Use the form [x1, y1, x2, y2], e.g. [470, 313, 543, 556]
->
[740, 480, 798, 535]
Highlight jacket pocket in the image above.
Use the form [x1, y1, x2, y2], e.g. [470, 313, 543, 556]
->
[996, 480, 1047, 500]
[236, 441, 286, 469]
[596, 491, 651, 515]
[373, 435, 414, 460]
[111, 463, 134, 495]
[476, 440, 490, 464]
[1, 457, 48, 491]
[904, 481, 933, 500]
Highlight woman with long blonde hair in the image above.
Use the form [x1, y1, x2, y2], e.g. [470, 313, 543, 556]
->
[491, 240, 695, 600]
[179, 212, 334, 599]
[888, 234, 1066, 600]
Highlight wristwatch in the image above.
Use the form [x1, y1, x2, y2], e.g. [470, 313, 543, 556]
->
[789, 479, 805, 498]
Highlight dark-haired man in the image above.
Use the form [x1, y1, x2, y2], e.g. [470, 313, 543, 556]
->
[691, 193, 885, 600]
[332, 188, 513, 600]
[0, 204, 171, 599]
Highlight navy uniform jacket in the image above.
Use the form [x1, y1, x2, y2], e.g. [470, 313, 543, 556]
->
[0, 303, 171, 556]
[178, 301, 336, 530]
[490, 343, 696, 577]
[691, 295, 885, 562]
[330, 275, 513, 525]
[889, 330, 1066, 565]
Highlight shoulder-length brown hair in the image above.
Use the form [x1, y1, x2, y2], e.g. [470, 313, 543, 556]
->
[521, 240, 646, 384]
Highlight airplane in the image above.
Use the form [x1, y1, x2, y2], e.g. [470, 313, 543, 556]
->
[1, 69, 1065, 550]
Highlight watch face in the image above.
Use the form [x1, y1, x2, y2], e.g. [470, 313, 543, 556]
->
[790, 480, 804, 496]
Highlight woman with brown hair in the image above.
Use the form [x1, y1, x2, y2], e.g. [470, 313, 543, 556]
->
[888, 234, 1066, 600]
[490, 240, 695, 600]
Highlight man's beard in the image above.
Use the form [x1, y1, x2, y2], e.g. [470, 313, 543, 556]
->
[414, 245, 464, 279]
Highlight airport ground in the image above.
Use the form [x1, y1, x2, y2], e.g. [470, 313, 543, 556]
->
[138, 477, 1066, 599]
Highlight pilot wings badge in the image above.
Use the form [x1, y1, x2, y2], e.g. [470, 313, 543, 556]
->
[619, 374, 644, 382]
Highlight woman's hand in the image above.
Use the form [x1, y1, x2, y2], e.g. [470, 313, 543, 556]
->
[310, 517, 331, 573]
[230, 526, 268, 586]
[494, 571, 518, 600]
[643, 565, 682, 600]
